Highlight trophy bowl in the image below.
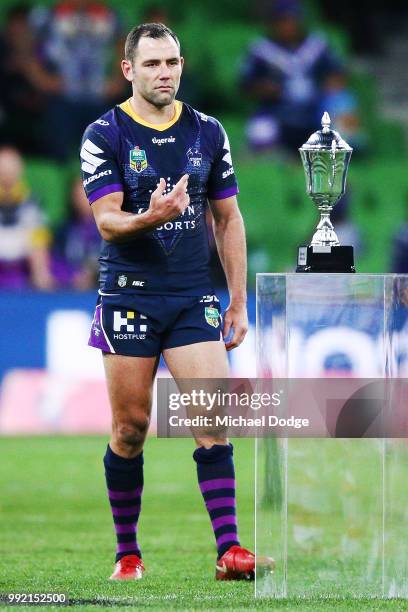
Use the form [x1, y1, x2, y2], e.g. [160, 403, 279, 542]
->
[299, 112, 352, 247]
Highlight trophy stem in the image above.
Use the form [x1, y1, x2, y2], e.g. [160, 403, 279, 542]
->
[311, 207, 340, 247]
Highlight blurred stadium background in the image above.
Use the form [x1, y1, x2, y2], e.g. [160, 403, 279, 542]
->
[1, 0, 408, 433]
[1, 0, 408, 606]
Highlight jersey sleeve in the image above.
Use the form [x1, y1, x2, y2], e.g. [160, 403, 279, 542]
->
[80, 125, 124, 204]
[207, 121, 239, 201]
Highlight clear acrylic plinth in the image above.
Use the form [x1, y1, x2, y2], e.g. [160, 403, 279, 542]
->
[255, 274, 408, 599]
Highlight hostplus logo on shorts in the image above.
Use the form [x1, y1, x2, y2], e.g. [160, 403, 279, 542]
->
[113, 311, 147, 340]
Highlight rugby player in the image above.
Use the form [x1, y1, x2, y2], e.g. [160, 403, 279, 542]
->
[81, 22, 255, 581]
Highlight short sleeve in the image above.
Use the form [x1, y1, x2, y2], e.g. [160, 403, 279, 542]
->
[207, 121, 239, 201]
[80, 126, 124, 204]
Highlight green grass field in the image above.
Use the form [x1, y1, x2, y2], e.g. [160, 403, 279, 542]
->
[1, 436, 408, 611]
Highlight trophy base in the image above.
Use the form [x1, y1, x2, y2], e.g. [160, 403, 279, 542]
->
[296, 245, 355, 273]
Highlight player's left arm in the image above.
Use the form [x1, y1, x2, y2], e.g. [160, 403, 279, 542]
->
[209, 195, 248, 351]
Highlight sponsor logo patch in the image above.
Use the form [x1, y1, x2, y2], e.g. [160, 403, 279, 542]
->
[187, 147, 202, 167]
[83, 169, 112, 187]
[95, 119, 109, 126]
[222, 167, 234, 179]
[113, 310, 147, 340]
[130, 146, 148, 173]
[152, 136, 176, 146]
[80, 139, 107, 174]
[115, 274, 147, 289]
[205, 306, 220, 328]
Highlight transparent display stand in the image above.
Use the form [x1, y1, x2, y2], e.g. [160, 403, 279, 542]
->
[255, 274, 408, 599]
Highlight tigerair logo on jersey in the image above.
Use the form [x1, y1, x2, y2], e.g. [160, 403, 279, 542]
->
[113, 310, 147, 340]
[152, 136, 176, 146]
[130, 146, 148, 173]
[205, 306, 220, 328]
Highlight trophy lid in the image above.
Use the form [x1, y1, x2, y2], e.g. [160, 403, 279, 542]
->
[299, 112, 352, 152]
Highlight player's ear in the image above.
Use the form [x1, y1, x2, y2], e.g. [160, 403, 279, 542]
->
[121, 59, 133, 82]
[180, 56, 184, 73]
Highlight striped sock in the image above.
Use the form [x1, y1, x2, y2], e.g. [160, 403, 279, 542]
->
[193, 443, 240, 558]
[103, 445, 143, 562]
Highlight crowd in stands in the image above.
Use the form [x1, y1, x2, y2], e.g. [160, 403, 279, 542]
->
[0, 145, 100, 289]
[0, 0, 405, 291]
[0, 0, 127, 159]
[239, 0, 364, 155]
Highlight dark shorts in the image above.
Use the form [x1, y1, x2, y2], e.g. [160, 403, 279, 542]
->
[88, 291, 223, 357]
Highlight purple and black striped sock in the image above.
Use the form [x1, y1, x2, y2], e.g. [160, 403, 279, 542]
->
[103, 445, 143, 562]
[193, 443, 240, 559]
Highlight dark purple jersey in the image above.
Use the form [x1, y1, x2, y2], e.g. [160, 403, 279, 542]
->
[80, 99, 238, 295]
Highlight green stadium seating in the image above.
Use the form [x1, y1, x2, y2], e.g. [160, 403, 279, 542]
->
[236, 158, 408, 275]
[236, 160, 311, 272]
[194, 22, 260, 113]
[25, 160, 68, 229]
[315, 25, 351, 60]
[217, 114, 246, 158]
[370, 119, 407, 157]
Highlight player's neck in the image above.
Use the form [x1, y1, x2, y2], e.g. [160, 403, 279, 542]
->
[129, 95, 176, 125]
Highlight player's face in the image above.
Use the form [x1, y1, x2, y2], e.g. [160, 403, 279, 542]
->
[124, 35, 183, 108]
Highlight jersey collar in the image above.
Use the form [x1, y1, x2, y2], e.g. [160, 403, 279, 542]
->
[119, 98, 183, 131]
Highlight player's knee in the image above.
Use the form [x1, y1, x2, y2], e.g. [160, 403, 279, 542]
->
[113, 414, 150, 449]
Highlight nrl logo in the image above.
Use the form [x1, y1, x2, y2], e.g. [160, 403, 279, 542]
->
[117, 275, 127, 288]
[130, 146, 148, 173]
[205, 306, 219, 328]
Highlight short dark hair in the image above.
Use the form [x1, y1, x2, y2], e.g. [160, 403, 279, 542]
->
[125, 23, 180, 63]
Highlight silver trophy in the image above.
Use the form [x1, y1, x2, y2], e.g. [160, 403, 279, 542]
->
[297, 112, 355, 272]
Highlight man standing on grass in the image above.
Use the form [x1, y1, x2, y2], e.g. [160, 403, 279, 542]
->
[80, 22, 257, 581]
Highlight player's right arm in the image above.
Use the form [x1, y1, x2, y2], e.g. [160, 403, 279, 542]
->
[80, 125, 189, 242]
[91, 175, 190, 242]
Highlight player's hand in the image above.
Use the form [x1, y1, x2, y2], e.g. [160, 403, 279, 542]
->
[223, 302, 248, 351]
[147, 174, 190, 226]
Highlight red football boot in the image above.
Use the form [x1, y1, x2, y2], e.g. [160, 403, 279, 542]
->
[215, 546, 275, 581]
[109, 554, 145, 581]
